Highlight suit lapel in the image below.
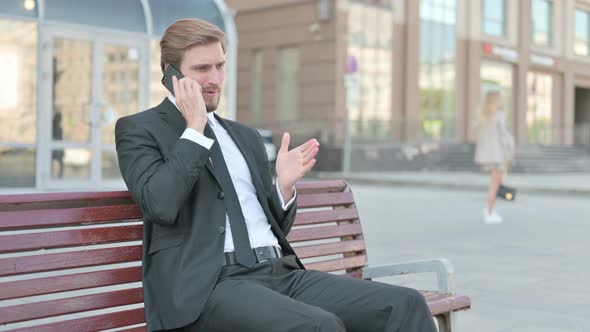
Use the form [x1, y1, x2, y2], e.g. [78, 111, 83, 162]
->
[156, 98, 217, 181]
[156, 98, 184, 135]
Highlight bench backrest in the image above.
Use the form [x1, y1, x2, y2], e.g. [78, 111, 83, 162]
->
[0, 180, 364, 331]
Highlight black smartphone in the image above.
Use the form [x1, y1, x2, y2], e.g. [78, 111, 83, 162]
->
[161, 64, 184, 96]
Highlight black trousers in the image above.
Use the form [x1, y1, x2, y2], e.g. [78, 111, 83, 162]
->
[177, 255, 436, 332]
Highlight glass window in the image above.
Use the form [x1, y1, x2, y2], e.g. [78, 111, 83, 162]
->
[531, 0, 553, 47]
[45, 0, 146, 32]
[101, 151, 120, 180]
[0, 20, 37, 144]
[251, 50, 263, 126]
[52, 37, 92, 143]
[0, 0, 38, 18]
[0, 146, 35, 187]
[0, 19, 37, 187]
[480, 61, 514, 129]
[575, 9, 590, 56]
[482, 0, 506, 37]
[526, 72, 553, 144]
[53, 148, 91, 179]
[148, 0, 225, 36]
[100, 44, 140, 145]
[149, 39, 168, 108]
[419, 0, 457, 141]
[277, 48, 300, 125]
[347, 2, 393, 140]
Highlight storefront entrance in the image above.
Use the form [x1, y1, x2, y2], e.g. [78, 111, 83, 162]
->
[38, 26, 148, 190]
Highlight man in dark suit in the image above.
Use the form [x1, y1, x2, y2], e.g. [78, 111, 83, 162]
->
[115, 18, 436, 332]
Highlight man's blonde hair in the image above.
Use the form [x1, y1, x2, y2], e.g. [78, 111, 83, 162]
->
[160, 18, 226, 73]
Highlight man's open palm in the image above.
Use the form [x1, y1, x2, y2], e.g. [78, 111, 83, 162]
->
[275, 133, 319, 200]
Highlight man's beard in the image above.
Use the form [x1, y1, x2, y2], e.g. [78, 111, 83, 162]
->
[205, 92, 220, 113]
[205, 102, 219, 113]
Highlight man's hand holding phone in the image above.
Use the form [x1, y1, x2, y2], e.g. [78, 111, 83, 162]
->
[171, 74, 208, 134]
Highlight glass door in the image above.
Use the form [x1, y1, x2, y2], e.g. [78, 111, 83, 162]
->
[39, 26, 147, 190]
[526, 71, 554, 144]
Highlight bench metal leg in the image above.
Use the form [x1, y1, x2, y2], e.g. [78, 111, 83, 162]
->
[435, 312, 452, 332]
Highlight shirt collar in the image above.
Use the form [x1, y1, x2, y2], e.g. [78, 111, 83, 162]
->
[167, 95, 217, 127]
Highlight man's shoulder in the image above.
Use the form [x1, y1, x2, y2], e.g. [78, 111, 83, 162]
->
[117, 102, 164, 127]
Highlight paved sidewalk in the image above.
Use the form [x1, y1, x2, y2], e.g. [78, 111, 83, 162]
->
[316, 171, 590, 196]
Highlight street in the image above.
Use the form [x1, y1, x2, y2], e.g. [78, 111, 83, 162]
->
[349, 182, 590, 332]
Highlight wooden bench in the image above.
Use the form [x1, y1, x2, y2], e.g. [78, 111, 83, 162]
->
[0, 180, 470, 331]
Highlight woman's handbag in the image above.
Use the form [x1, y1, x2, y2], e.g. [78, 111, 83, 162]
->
[497, 184, 516, 201]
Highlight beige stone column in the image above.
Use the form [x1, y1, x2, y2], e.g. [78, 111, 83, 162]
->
[403, 0, 420, 141]
[516, 0, 532, 144]
[390, 0, 406, 141]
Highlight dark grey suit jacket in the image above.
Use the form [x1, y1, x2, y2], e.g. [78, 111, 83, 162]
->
[115, 99, 300, 331]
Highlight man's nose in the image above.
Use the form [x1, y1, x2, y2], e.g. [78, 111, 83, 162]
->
[207, 68, 221, 85]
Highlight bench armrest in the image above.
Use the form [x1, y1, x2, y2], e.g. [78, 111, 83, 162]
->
[361, 258, 454, 294]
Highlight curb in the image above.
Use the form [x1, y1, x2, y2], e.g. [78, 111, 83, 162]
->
[315, 173, 590, 197]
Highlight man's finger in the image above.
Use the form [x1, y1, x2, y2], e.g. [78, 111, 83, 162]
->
[302, 147, 319, 164]
[303, 159, 317, 173]
[299, 139, 319, 155]
[177, 78, 187, 104]
[279, 132, 290, 153]
[183, 78, 193, 97]
[296, 139, 315, 153]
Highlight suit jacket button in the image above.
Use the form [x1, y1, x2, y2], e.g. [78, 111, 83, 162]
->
[217, 191, 224, 199]
[218, 226, 225, 234]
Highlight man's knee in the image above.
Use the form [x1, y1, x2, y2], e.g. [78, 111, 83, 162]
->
[304, 310, 346, 332]
[379, 286, 430, 315]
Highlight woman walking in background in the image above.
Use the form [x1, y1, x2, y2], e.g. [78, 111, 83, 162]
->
[475, 90, 515, 224]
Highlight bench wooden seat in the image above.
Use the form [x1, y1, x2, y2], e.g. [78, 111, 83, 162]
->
[0, 180, 470, 331]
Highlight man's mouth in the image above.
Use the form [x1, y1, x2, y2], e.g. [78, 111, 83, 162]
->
[203, 90, 219, 97]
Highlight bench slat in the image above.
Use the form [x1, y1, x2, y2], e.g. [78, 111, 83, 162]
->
[422, 291, 449, 301]
[294, 208, 359, 226]
[0, 245, 142, 277]
[287, 223, 362, 243]
[425, 293, 471, 315]
[0, 266, 142, 300]
[0, 205, 142, 230]
[305, 255, 367, 272]
[0, 191, 132, 205]
[0, 224, 143, 253]
[0, 288, 143, 325]
[118, 327, 147, 332]
[0, 180, 342, 205]
[297, 192, 354, 209]
[9, 307, 145, 332]
[293, 240, 366, 259]
[345, 271, 363, 279]
[295, 180, 347, 194]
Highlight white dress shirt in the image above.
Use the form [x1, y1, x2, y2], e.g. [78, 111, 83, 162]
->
[167, 96, 295, 252]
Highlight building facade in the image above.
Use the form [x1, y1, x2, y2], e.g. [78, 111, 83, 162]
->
[0, 0, 236, 191]
[227, 0, 590, 153]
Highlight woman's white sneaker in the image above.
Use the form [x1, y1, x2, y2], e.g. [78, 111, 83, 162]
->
[483, 208, 503, 224]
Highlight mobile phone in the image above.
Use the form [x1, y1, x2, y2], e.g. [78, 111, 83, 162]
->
[161, 64, 184, 96]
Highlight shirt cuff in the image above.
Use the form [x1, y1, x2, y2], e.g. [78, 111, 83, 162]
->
[180, 128, 214, 149]
[276, 179, 296, 211]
